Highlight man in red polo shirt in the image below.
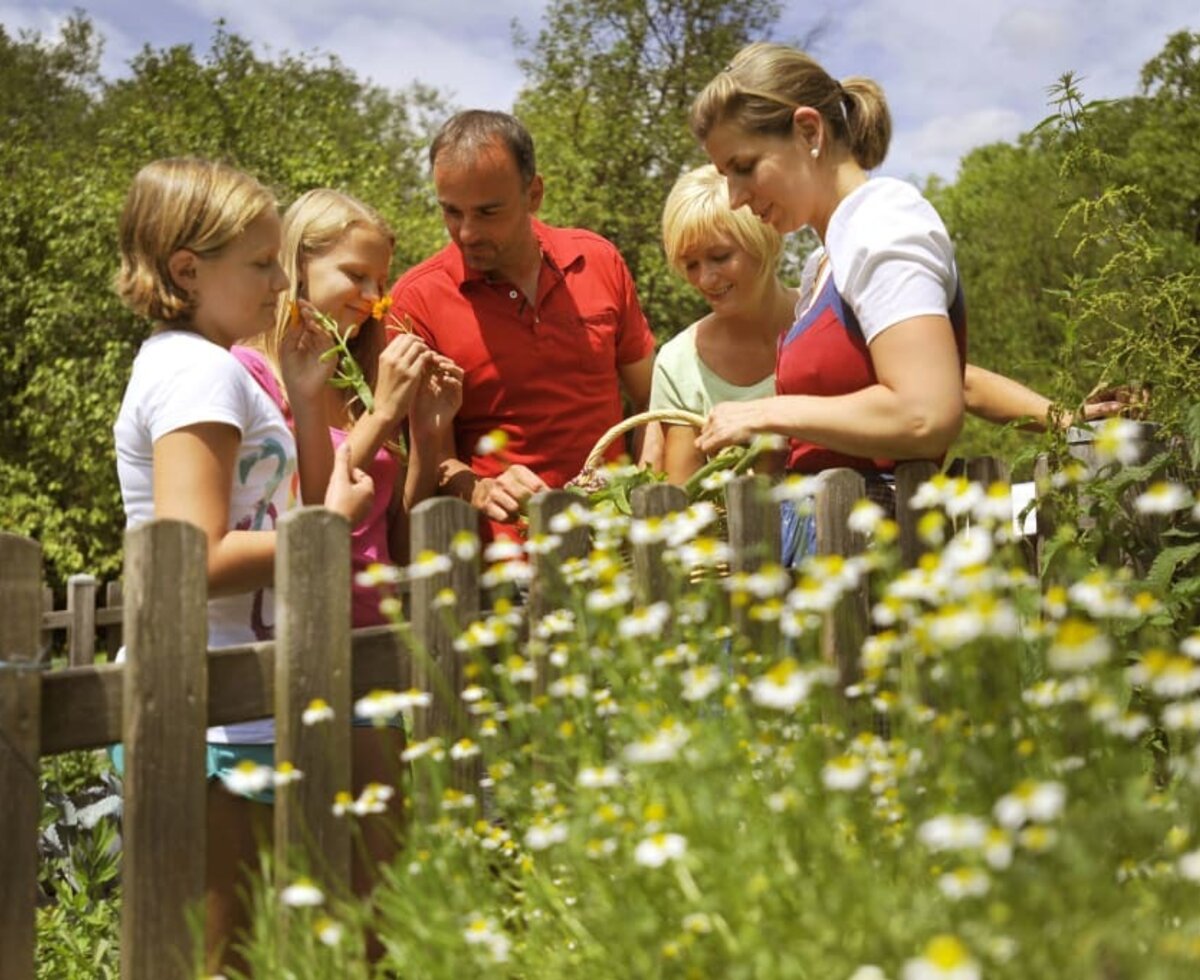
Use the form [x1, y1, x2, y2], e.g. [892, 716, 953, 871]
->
[389, 110, 656, 541]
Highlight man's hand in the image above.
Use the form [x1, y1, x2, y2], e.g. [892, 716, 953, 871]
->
[469, 464, 549, 523]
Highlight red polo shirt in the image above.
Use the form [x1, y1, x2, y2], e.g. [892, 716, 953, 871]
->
[390, 219, 655, 539]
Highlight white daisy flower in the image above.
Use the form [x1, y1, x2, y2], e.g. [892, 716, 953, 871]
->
[937, 867, 991, 900]
[902, 935, 980, 980]
[1133, 481, 1193, 515]
[280, 878, 324, 908]
[916, 814, 988, 852]
[633, 832, 687, 868]
[577, 765, 621, 789]
[993, 780, 1066, 829]
[822, 755, 869, 791]
[221, 760, 273, 797]
[301, 698, 334, 726]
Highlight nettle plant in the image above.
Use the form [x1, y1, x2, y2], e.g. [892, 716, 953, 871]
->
[238, 458, 1200, 980]
[1037, 417, 1200, 635]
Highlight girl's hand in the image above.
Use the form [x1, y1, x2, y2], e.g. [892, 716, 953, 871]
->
[374, 333, 436, 423]
[279, 300, 336, 402]
[412, 355, 464, 436]
[324, 441, 375, 526]
[696, 400, 767, 454]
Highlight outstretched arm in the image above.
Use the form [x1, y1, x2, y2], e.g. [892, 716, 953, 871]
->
[697, 315, 964, 460]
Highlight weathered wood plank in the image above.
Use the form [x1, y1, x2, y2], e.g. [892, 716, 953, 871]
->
[725, 475, 780, 574]
[120, 520, 208, 980]
[630, 483, 687, 605]
[274, 508, 352, 891]
[814, 469, 868, 690]
[66, 574, 97, 667]
[0, 533, 43, 980]
[895, 460, 940, 569]
[40, 628, 411, 756]
[526, 490, 590, 623]
[409, 498, 479, 744]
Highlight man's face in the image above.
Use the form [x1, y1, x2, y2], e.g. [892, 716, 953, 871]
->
[433, 139, 543, 280]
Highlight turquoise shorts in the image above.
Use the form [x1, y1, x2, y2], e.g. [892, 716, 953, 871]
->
[108, 742, 278, 805]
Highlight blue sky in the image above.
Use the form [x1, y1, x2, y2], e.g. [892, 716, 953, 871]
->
[2, 0, 1194, 181]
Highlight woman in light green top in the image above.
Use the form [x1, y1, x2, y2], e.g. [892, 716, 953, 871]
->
[650, 164, 797, 483]
[648, 165, 1124, 485]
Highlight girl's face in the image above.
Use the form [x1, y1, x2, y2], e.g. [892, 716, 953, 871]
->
[680, 234, 761, 314]
[189, 210, 287, 348]
[703, 118, 816, 236]
[302, 225, 392, 337]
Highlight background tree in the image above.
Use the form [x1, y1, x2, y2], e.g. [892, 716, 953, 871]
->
[512, 0, 816, 338]
[0, 17, 449, 589]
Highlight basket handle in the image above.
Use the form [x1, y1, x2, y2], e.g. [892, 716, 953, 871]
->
[580, 409, 706, 473]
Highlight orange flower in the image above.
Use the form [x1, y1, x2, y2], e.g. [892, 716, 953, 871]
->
[288, 300, 301, 330]
[372, 295, 392, 321]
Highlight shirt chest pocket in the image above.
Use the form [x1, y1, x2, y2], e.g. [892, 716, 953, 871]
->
[573, 310, 619, 375]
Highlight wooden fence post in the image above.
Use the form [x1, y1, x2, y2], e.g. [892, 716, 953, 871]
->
[725, 475, 780, 574]
[103, 581, 125, 659]
[725, 476, 781, 649]
[526, 490, 591, 624]
[121, 520, 208, 980]
[630, 483, 687, 605]
[813, 469, 868, 690]
[409, 498, 480, 803]
[66, 574, 98, 667]
[274, 508, 352, 893]
[40, 586, 54, 664]
[895, 460, 940, 568]
[0, 533, 43, 980]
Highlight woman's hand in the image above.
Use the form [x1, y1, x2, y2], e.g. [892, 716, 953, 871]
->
[278, 300, 336, 403]
[411, 355, 464, 437]
[324, 441, 375, 526]
[695, 400, 768, 455]
[374, 333, 436, 423]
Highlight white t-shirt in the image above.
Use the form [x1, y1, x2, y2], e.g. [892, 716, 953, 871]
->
[114, 330, 297, 744]
[822, 176, 959, 343]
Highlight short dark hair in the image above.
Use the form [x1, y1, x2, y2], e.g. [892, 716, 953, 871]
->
[429, 110, 537, 186]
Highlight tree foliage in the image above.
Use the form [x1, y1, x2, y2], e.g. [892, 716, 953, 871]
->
[928, 31, 1200, 466]
[0, 18, 448, 588]
[2, 12, 1198, 586]
[512, 0, 793, 338]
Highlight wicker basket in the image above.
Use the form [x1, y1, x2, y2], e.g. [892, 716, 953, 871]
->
[567, 409, 705, 492]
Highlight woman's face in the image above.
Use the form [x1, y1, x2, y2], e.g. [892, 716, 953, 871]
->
[703, 118, 815, 236]
[301, 224, 392, 338]
[679, 234, 761, 314]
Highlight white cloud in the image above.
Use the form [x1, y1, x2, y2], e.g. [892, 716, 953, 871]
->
[788, 0, 1197, 179]
[5, 0, 1197, 181]
[905, 106, 1023, 179]
[993, 7, 1069, 56]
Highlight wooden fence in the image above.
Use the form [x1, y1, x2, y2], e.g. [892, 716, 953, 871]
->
[0, 459, 1016, 980]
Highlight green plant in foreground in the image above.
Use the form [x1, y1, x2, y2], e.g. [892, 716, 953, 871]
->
[229, 444, 1200, 979]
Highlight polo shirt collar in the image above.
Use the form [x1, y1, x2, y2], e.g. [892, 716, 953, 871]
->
[448, 217, 585, 289]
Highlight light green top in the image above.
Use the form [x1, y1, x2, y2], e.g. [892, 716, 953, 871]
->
[649, 322, 777, 416]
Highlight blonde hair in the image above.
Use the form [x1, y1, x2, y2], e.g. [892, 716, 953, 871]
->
[115, 157, 276, 322]
[266, 188, 395, 423]
[690, 42, 892, 171]
[662, 164, 782, 290]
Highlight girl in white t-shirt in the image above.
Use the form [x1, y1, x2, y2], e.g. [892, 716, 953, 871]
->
[112, 157, 372, 975]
